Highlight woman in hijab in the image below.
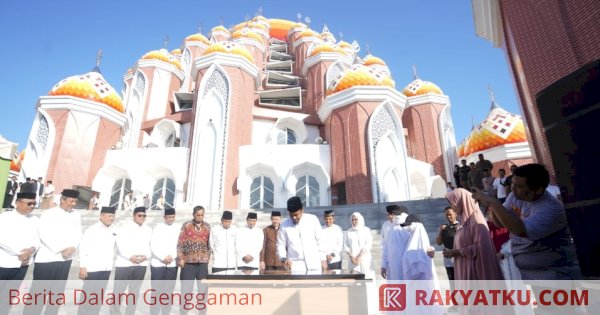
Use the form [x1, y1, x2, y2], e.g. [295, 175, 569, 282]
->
[444, 188, 504, 280]
[344, 212, 372, 274]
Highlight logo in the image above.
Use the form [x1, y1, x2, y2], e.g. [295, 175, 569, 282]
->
[379, 284, 406, 311]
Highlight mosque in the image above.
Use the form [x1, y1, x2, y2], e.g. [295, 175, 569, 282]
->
[18, 16, 472, 211]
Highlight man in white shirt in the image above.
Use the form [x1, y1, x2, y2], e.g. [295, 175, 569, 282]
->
[0, 192, 39, 315]
[112, 206, 152, 315]
[321, 210, 343, 270]
[236, 212, 263, 271]
[150, 207, 179, 315]
[380, 205, 396, 248]
[492, 168, 508, 203]
[77, 206, 117, 315]
[277, 196, 326, 272]
[26, 189, 81, 315]
[210, 211, 237, 273]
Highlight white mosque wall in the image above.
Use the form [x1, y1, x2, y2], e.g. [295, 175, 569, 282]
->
[251, 119, 320, 145]
[406, 157, 438, 199]
[145, 68, 172, 121]
[238, 144, 331, 209]
[92, 147, 189, 208]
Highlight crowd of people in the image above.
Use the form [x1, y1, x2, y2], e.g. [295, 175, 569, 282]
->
[0, 162, 583, 314]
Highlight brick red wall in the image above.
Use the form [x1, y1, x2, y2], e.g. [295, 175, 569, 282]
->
[402, 102, 446, 180]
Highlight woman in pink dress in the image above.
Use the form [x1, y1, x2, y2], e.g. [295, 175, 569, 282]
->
[443, 188, 504, 280]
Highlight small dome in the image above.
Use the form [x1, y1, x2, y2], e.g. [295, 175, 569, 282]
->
[211, 25, 230, 33]
[326, 64, 395, 96]
[202, 41, 254, 63]
[307, 42, 347, 58]
[232, 28, 264, 44]
[10, 150, 24, 173]
[184, 33, 210, 45]
[269, 19, 296, 41]
[170, 48, 182, 56]
[141, 49, 182, 70]
[337, 41, 353, 50]
[297, 29, 319, 39]
[49, 71, 124, 113]
[362, 54, 386, 66]
[458, 106, 528, 157]
[402, 78, 443, 97]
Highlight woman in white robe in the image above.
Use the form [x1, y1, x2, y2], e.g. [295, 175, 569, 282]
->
[344, 212, 372, 274]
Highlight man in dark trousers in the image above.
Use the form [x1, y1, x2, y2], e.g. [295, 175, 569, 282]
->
[3, 175, 18, 208]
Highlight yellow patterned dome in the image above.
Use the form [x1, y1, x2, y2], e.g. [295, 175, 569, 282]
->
[184, 33, 210, 45]
[326, 64, 395, 96]
[297, 29, 319, 39]
[458, 105, 528, 157]
[202, 41, 254, 63]
[141, 49, 182, 70]
[362, 54, 386, 66]
[49, 71, 124, 113]
[307, 42, 347, 58]
[402, 78, 443, 97]
[338, 41, 353, 50]
[170, 48, 182, 56]
[211, 25, 230, 33]
[232, 28, 264, 44]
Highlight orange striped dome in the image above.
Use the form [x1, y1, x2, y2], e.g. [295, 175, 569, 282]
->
[362, 54, 386, 66]
[202, 41, 254, 63]
[49, 71, 124, 113]
[232, 28, 264, 44]
[268, 18, 296, 41]
[297, 29, 319, 39]
[307, 42, 347, 58]
[458, 106, 528, 157]
[141, 49, 182, 70]
[326, 64, 395, 96]
[184, 33, 210, 45]
[211, 25, 230, 33]
[402, 78, 443, 97]
[10, 150, 24, 172]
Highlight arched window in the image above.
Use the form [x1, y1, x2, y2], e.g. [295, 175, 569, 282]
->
[295, 175, 320, 207]
[277, 128, 296, 144]
[110, 178, 132, 210]
[250, 176, 274, 209]
[165, 132, 176, 147]
[152, 177, 175, 209]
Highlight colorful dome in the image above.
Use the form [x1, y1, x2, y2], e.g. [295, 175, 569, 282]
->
[10, 150, 24, 172]
[211, 25, 230, 33]
[49, 71, 124, 113]
[326, 64, 395, 96]
[170, 48, 182, 56]
[458, 105, 528, 157]
[362, 54, 386, 66]
[297, 29, 319, 39]
[184, 33, 210, 45]
[202, 41, 254, 63]
[402, 78, 443, 97]
[232, 28, 264, 44]
[307, 42, 347, 58]
[141, 49, 182, 71]
[338, 41, 353, 50]
[268, 19, 296, 41]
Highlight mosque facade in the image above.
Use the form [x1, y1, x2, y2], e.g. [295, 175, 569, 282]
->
[19, 17, 458, 211]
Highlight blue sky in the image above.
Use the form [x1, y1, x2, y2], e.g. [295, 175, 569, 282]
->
[0, 0, 519, 152]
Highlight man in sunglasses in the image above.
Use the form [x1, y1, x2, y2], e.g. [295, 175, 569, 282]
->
[0, 192, 40, 315]
[112, 206, 152, 315]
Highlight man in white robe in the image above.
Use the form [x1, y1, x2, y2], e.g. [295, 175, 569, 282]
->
[150, 207, 179, 315]
[381, 206, 411, 280]
[112, 206, 152, 315]
[0, 192, 39, 315]
[380, 205, 396, 246]
[77, 206, 117, 315]
[321, 210, 343, 270]
[236, 212, 264, 270]
[26, 189, 81, 315]
[210, 211, 237, 273]
[277, 196, 326, 272]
